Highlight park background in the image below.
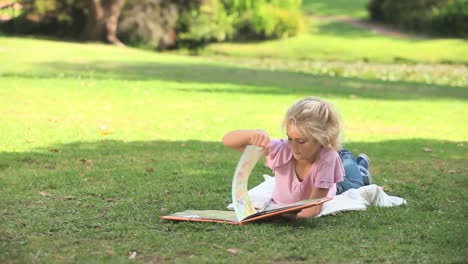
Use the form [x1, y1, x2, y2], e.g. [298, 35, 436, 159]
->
[0, 0, 467, 263]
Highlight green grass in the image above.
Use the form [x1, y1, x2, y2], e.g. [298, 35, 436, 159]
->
[302, 0, 369, 18]
[200, 0, 468, 64]
[0, 36, 467, 263]
[203, 19, 468, 64]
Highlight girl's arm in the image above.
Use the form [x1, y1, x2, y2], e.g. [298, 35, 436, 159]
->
[222, 129, 270, 154]
[296, 187, 329, 219]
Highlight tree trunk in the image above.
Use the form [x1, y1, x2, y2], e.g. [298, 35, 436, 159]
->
[82, 0, 125, 46]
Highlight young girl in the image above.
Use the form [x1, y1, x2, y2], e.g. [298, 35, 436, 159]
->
[223, 97, 371, 219]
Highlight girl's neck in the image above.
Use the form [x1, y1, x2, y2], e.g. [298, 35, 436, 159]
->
[295, 150, 320, 167]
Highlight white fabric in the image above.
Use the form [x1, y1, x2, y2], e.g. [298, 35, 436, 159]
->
[227, 175, 407, 216]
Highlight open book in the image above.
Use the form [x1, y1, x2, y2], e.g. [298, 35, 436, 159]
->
[161, 145, 331, 225]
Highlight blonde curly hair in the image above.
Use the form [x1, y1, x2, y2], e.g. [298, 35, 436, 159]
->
[282, 97, 343, 150]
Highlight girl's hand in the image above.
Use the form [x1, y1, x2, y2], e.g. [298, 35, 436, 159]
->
[249, 130, 270, 156]
[296, 205, 322, 218]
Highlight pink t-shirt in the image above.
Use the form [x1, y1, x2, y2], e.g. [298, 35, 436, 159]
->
[266, 139, 345, 205]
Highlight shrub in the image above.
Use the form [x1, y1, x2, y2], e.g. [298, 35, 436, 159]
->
[227, 0, 305, 40]
[177, 0, 236, 47]
[367, 0, 468, 38]
[118, 0, 180, 50]
[3, 0, 307, 49]
[250, 3, 305, 39]
[1, 0, 87, 37]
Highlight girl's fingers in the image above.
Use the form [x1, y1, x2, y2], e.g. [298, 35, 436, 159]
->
[262, 147, 269, 156]
[250, 132, 270, 149]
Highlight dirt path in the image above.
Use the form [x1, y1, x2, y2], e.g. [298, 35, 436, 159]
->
[310, 14, 424, 39]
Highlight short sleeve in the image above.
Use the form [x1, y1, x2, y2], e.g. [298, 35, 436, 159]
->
[314, 150, 345, 189]
[266, 139, 292, 170]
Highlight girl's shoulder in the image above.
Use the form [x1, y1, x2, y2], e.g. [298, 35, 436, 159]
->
[318, 147, 340, 163]
[267, 139, 293, 169]
[269, 139, 290, 153]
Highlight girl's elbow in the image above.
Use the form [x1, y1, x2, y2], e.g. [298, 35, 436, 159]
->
[222, 134, 231, 147]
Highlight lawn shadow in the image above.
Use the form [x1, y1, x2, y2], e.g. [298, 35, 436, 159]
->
[0, 138, 465, 263]
[302, 0, 368, 18]
[3, 60, 467, 101]
[0, 138, 465, 219]
[314, 20, 377, 38]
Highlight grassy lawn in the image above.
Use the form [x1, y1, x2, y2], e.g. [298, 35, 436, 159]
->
[200, 0, 468, 65]
[0, 36, 467, 263]
[203, 20, 468, 64]
[302, 0, 369, 18]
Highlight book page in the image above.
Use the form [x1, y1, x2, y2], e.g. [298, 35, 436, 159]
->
[232, 145, 264, 221]
[167, 210, 239, 223]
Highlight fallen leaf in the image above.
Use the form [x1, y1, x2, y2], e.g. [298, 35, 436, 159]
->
[226, 248, 241, 254]
[146, 168, 154, 174]
[39, 191, 51, 197]
[79, 159, 93, 165]
[128, 250, 137, 260]
[160, 208, 168, 212]
[403, 179, 415, 183]
[447, 170, 457, 174]
[106, 198, 116, 203]
[212, 244, 223, 249]
[422, 147, 432, 152]
[63, 195, 75, 200]
[49, 149, 59, 153]
[45, 165, 56, 170]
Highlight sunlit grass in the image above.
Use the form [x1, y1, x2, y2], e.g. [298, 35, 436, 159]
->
[204, 19, 468, 64]
[302, 0, 369, 17]
[0, 37, 467, 263]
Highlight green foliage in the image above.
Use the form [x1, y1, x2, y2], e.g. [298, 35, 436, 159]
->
[2, 0, 305, 48]
[250, 3, 305, 38]
[118, 0, 180, 50]
[367, 0, 468, 38]
[178, 0, 305, 47]
[431, 0, 468, 38]
[5, 0, 87, 36]
[178, 0, 236, 47]
[228, 0, 305, 40]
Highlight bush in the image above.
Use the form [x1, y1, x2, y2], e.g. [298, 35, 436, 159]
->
[178, 0, 306, 47]
[3, 0, 306, 49]
[431, 0, 468, 38]
[118, 0, 180, 50]
[1, 0, 87, 37]
[250, 3, 304, 39]
[228, 0, 305, 40]
[367, 0, 468, 38]
[177, 0, 236, 47]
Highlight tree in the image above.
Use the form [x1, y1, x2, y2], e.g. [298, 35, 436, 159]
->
[82, 0, 126, 46]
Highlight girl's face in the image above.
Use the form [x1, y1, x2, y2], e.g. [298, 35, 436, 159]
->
[286, 125, 322, 163]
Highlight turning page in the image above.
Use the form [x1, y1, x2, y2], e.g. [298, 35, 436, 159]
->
[232, 145, 264, 221]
